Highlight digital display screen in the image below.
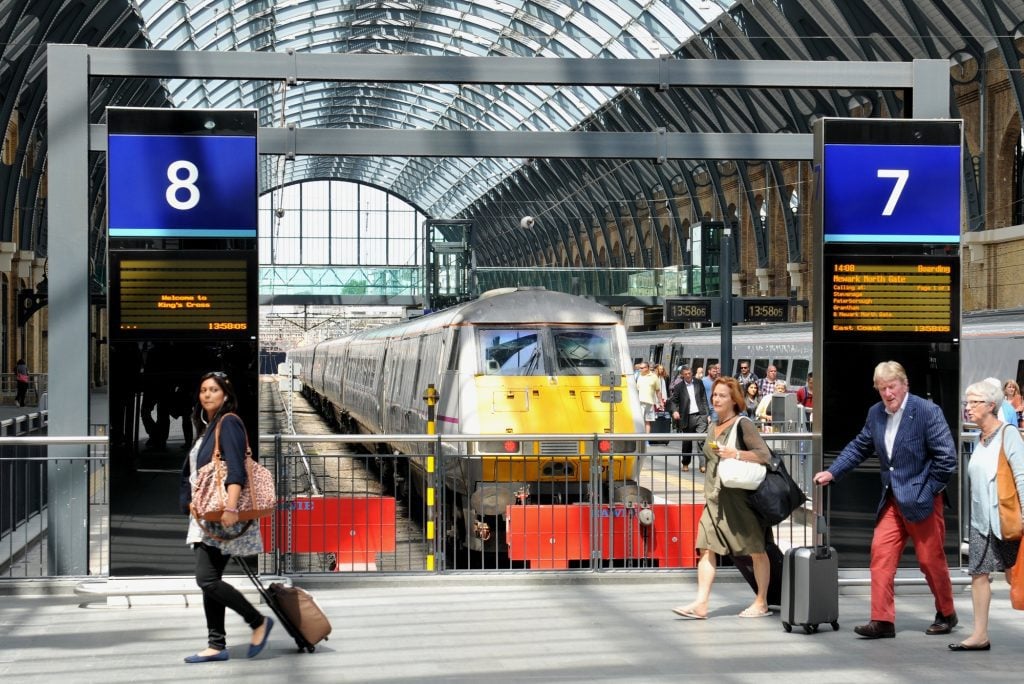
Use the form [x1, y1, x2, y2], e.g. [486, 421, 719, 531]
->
[664, 298, 714, 324]
[823, 144, 960, 244]
[819, 118, 962, 245]
[740, 298, 789, 323]
[824, 254, 959, 342]
[107, 108, 257, 239]
[109, 250, 256, 339]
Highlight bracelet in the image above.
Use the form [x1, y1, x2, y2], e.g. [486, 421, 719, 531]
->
[224, 507, 238, 514]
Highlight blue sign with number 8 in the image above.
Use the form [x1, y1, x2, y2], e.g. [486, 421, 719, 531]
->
[108, 133, 257, 238]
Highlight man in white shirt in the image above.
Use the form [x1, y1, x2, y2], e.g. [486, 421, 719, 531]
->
[668, 367, 710, 472]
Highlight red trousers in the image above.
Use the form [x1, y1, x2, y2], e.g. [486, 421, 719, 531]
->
[870, 494, 955, 623]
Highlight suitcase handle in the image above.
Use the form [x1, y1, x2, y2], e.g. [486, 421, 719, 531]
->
[815, 483, 831, 551]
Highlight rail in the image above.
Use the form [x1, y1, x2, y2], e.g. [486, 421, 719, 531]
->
[0, 430, 986, 579]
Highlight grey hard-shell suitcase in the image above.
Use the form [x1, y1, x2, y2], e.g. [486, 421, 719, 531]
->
[780, 487, 840, 634]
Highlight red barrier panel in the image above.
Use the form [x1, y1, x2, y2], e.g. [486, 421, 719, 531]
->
[261, 497, 397, 569]
[505, 503, 702, 569]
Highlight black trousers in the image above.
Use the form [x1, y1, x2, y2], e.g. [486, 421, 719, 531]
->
[678, 413, 709, 467]
[194, 543, 264, 650]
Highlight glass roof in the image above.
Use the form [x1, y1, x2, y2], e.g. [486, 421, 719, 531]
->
[133, 0, 729, 215]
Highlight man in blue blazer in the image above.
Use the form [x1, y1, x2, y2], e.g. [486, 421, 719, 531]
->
[814, 361, 957, 640]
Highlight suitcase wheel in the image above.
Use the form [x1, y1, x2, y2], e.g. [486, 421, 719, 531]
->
[782, 622, 792, 633]
[802, 624, 818, 634]
[830, 621, 840, 631]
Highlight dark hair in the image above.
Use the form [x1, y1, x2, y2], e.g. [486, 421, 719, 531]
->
[191, 371, 240, 438]
[712, 376, 746, 416]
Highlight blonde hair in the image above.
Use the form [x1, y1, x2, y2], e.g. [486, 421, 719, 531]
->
[873, 361, 908, 387]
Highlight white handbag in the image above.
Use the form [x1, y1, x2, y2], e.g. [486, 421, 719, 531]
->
[716, 416, 766, 490]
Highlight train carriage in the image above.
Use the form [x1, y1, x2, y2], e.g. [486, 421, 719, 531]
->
[290, 288, 651, 558]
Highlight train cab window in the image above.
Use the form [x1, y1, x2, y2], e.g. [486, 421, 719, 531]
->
[479, 329, 544, 375]
[790, 359, 810, 386]
[552, 328, 616, 375]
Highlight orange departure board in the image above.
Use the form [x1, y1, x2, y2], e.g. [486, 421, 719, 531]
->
[824, 254, 959, 341]
[110, 250, 256, 339]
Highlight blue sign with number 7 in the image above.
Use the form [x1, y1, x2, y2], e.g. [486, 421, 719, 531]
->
[108, 133, 257, 238]
[823, 143, 960, 244]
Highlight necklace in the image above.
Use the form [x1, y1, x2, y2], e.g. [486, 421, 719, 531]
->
[980, 424, 1003, 447]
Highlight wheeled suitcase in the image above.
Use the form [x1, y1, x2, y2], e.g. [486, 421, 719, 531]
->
[732, 532, 784, 607]
[780, 488, 839, 634]
[649, 411, 671, 446]
[235, 557, 332, 653]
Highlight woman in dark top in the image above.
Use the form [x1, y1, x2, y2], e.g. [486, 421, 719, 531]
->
[673, 376, 774, 620]
[179, 371, 273, 663]
[14, 359, 29, 407]
[744, 381, 760, 419]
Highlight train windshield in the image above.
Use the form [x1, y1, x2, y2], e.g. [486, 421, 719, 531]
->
[478, 327, 619, 376]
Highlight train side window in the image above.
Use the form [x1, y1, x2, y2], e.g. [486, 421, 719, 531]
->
[753, 359, 770, 378]
[773, 359, 790, 381]
[790, 359, 809, 386]
[691, 358, 704, 373]
[446, 329, 460, 371]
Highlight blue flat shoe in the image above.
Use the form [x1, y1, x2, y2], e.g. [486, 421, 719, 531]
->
[184, 650, 229, 663]
[247, 616, 274, 658]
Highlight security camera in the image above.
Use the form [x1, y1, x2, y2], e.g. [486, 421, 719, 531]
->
[520, 216, 535, 229]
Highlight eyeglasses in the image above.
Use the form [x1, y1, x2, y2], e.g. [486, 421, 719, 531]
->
[739, 366, 749, 370]
[965, 400, 988, 407]
[639, 366, 649, 370]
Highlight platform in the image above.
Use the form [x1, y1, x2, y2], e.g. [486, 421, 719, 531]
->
[0, 572, 1019, 682]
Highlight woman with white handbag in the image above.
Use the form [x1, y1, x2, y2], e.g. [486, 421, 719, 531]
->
[673, 376, 774, 620]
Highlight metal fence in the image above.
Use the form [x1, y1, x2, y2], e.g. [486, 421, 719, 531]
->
[0, 373, 47, 407]
[0, 429, 985, 579]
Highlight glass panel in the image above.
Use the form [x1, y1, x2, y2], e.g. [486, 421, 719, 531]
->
[790, 359, 810, 386]
[552, 327, 618, 375]
[479, 329, 544, 376]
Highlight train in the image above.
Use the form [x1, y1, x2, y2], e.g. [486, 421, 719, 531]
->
[628, 307, 1024, 403]
[288, 288, 650, 558]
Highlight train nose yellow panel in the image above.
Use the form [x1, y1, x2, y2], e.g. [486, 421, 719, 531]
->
[578, 390, 608, 413]
[492, 389, 529, 412]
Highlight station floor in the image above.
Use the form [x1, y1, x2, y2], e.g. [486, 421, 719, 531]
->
[0, 571, 1020, 683]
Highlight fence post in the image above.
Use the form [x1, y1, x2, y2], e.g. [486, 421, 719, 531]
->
[589, 434, 602, 571]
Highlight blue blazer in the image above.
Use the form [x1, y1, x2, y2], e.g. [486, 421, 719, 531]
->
[179, 413, 250, 514]
[828, 393, 956, 523]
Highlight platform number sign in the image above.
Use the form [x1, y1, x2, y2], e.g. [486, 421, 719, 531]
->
[107, 108, 258, 239]
[820, 118, 962, 245]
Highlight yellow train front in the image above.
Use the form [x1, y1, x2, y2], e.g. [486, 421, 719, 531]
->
[290, 288, 654, 565]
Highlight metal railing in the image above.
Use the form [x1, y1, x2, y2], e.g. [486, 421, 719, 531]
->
[0, 429, 985, 579]
[0, 373, 47, 406]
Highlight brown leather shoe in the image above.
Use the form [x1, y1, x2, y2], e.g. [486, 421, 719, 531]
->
[854, 620, 895, 639]
[926, 611, 958, 635]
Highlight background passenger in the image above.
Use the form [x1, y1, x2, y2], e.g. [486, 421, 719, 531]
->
[744, 382, 760, 419]
[635, 362, 662, 435]
[1004, 379, 1023, 427]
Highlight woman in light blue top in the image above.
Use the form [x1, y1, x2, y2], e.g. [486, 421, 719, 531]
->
[952, 380, 1024, 652]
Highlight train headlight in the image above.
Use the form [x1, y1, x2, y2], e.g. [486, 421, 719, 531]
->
[477, 440, 521, 454]
[596, 440, 636, 454]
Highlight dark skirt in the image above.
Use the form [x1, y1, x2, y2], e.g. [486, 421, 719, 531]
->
[967, 526, 1020, 576]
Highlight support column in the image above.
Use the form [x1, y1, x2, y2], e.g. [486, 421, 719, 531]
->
[45, 44, 90, 575]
